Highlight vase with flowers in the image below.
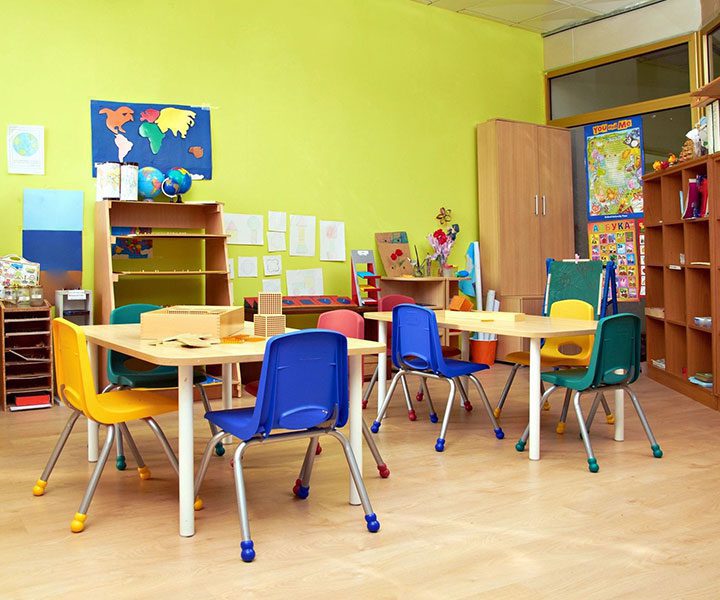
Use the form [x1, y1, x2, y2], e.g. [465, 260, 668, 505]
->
[427, 224, 459, 276]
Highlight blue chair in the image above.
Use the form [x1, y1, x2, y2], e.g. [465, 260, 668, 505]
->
[107, 303, 223, 470]
[193, 329, 380, 563]
[370, 304, 503, 452]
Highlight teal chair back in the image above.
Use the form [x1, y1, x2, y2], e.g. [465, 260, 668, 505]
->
[586, 313, 641, 388]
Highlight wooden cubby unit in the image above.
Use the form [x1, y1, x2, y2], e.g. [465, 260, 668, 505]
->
[643, 154, 719, 410]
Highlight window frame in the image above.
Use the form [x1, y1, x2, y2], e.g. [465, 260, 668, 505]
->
[701, 13, 720, 85]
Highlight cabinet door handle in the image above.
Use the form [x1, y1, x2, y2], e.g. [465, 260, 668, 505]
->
[534, 195, 539, 215]
[542, 195, 546, 216]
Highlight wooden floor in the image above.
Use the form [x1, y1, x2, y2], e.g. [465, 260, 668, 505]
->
[2, 364, 719, 599]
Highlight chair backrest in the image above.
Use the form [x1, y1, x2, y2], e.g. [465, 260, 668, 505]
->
[379, 294, 415, 311]
[544, 260, 604, 317]
[585, 313, 641, 388]
[108, 303, 161, 378]
[252, 329, 349, 434]
[391, 304, 444, 372]
[52, 318, 100, 419]
[317, 309, 364, 339]
[542, 299, 595, 360]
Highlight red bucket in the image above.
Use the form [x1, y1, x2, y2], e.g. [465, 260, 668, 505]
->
[470, 340, 497, 366]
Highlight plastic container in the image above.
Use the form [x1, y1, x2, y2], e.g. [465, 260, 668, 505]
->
[471, 339, 497, 366]
[16, 286, 31, 307]
[30, 286, 44, 306]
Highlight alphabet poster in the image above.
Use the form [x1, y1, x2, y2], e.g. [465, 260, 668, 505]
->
[587, 219, 641, 302]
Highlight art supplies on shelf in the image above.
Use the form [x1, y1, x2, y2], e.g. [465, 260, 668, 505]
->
[9, 392, 52, 411]
[680, 175, 709, 220]
[689, 376, 713, 389]
[692, 316, 712, 329]
[650, 358, 666, 370]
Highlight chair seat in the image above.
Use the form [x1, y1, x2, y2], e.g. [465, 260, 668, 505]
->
[505, 351, 589, 369]
[206, 407, 266, 441]
[112, 366, 207, 389]
[402, 357, 488, 378]
[441, 345, 462, 358]
[541, 368, 590, 390]
[92, 389, 179, 424]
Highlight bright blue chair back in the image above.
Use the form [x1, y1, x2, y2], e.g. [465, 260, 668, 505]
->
[252, 329, 349, 435]
[391, 304, 444, 373]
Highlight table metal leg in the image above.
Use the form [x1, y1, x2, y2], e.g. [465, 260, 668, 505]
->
[86, 341, 99, 463]
[178, 365, 195, 537]
[349, 355, 362, 506]
[460, 331, 470, 404]
[614, 389, 624, 442]
[528, 338, 541, 461]
[222, 363, 234, 445]
[377, 322, 387, 419]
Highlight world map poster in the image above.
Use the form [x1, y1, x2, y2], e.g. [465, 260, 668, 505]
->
[90, 99, 212, 179]
[587, 219, 642, 302]
[585, 116, 644, 221]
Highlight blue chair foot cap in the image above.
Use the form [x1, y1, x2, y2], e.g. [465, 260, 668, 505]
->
[115, 455, 127, 471]
[435, 438, 445, 452]
[295, 485, 310, 499]
[652, 444, 663, 458]
[588, 458, 599, 473]
[370, 421, 381, 434]
[365, 513, 380, 533]
[214, 443, 225, 457]
[515, 440, 526, 452]
[240, 540, 256, 562]
[429, 412, 438, 424]
[494, 428, 505, 440]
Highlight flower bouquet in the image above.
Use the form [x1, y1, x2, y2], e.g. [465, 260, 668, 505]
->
[428, 224, 459, 276]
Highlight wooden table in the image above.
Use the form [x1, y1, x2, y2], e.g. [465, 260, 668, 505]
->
[364, 310, 607, 461]
[81, 322, 385, 537]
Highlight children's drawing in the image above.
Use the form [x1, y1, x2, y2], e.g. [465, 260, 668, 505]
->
[263, 255, 282, 277]
[237, 256, 258, 278]
[289, 215, 316, 257]
[262, 279, 282, 293]
[268, 211, 287, 232]
[267, 231, 286, 252]
[286, 268, 323, 296]
[224, 213, 264, 245]
[320, 220, 345, 261]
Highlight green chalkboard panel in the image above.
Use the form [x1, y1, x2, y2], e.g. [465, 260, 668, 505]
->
[544, 260, 604, 317]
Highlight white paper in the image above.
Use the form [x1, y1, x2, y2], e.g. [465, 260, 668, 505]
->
[224, 213, 264, 245]
[7, 125, 44, 175]
[268, 211, 287, 232]
[286, 268, 324, 296]
[263, 255, 282, 276]
[267, 231, 286, 252]
[67, 290, 87, 301]
[262, 279, 282, 293]
[319, 220, 346, 261]
[237, 257, 258, 278]
[289, 214, 316, 257]
[227, 258, 235, 279]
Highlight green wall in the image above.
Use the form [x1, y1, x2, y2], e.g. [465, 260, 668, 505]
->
[0, 0, 545, 305]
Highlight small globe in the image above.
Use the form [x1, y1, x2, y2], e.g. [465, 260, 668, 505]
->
[13, 132, 39, 157]
[161, 167, 192, 198]
[138, 166, 165, 200]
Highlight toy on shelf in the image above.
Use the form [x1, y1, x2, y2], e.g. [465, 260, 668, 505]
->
[351, 249, 381, 306]
[253, 292, 286, 337]
[652, 153, 678, 172]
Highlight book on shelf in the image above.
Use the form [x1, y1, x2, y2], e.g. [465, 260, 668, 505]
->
[714, 100, 720, 156]
[680, 176, 708, 219]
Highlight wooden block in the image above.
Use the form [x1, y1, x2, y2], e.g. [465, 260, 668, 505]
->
[253, 314, 286, 337]
[258, 292, 282, 315]
[448, 295, 473, 311]
[140, 305, 245, 339]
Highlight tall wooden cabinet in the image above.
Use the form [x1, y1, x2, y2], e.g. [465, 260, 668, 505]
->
[476, 119, 574, 358]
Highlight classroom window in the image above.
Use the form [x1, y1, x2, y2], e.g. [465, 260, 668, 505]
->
[708, 26, 720, 81]
[549, 44, 691, 120]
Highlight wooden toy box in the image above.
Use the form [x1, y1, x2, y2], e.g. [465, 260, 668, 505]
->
[140, 305, 245, 339]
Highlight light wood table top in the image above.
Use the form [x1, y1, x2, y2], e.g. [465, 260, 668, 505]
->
[364, 310, 597, 339]
[82, 322, 385, 366]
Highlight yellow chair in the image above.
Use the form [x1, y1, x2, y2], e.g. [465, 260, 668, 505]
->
[493, 299, 614, 432]
[33, 318, 200, 533]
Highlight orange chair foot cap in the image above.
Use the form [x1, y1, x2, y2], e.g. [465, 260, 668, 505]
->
[194, 497, 204, 511]
[138, 466, 151, 480]
[555, 422, 566, 434]
[32, 479, 47, 496]
[543, 400, 551, 411]
[71, 513, 87, 533]
[606, 414, 615, 424]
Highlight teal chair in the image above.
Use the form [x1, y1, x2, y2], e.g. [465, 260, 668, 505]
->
[107, 304, 224, 469]
[515, 313, 662, 473]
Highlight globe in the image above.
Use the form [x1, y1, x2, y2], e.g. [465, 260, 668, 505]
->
[137, 166, 165, 200]
[13, 132, 39, 157]
[161, 167, 193, 198]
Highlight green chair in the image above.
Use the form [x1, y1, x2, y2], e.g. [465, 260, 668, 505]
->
[515, 313, 662, 473]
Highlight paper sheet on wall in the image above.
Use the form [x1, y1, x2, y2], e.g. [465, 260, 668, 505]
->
[263, 255, 282, 276]
[237, 257, 258, 278]
[7, 125, 45, 175]
[286, 268, 323, 296]
[262, 279, 282, 293]
[268, 211, 287, 232]
[23, 189, 83, 231]
[267, 231, 286, 252]
[319, 220, 345, 262]
[227, 258, 235, 279]
[289, 214, 316, 257]
[224, 213, 264, 245]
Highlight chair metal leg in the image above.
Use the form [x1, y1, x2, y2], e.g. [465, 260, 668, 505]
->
[541, 380, 551, 410]
[327, 430, 380, 533]
[362, 366, 378, 409]
[117, 423, 147, 475]
[466, 374, 504, 439]
[196, 383, 225, 457]
[422, 379, 438, 423]
[573, 391, 599, 473]
[370, 370, 404, 433]
[144, 417, 178, 475]
[194, 431, 227, 499]
[33, 410, 82, 496]
[71, 424, 116, 533]
[435, 378, 457, 452]
[624, 386, 663, 458]
[231, 442, 256, 562]
[399, 372, 416, 421]
[600, 393, 615, 424]
[516, 386, 557, 451]
[494, 363, 520, 418]
[293, 436, 320, 498]
[115, 426, 126, 471]
[556, 388, 572, 434]
[456, 377, 473, 411]
[586, 392, 603, 432]
[362, 419, 390, 478]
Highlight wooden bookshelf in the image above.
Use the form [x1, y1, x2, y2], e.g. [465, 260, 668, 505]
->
[690, 74, 720, 108]
[643, 155, 718, 409]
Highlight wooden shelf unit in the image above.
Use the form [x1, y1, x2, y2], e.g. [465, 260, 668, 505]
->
[0, 301, 53, 411]
[643, 155, 719, 409]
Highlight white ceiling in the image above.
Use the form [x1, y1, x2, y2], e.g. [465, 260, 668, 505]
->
[410, 0, 660, 34]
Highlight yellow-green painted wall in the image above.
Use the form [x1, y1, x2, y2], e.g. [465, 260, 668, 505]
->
[0, 0, 544, 306]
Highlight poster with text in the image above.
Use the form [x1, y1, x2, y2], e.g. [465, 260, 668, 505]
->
[588, 219, 640, 302]
[585, 117, 644, 221]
